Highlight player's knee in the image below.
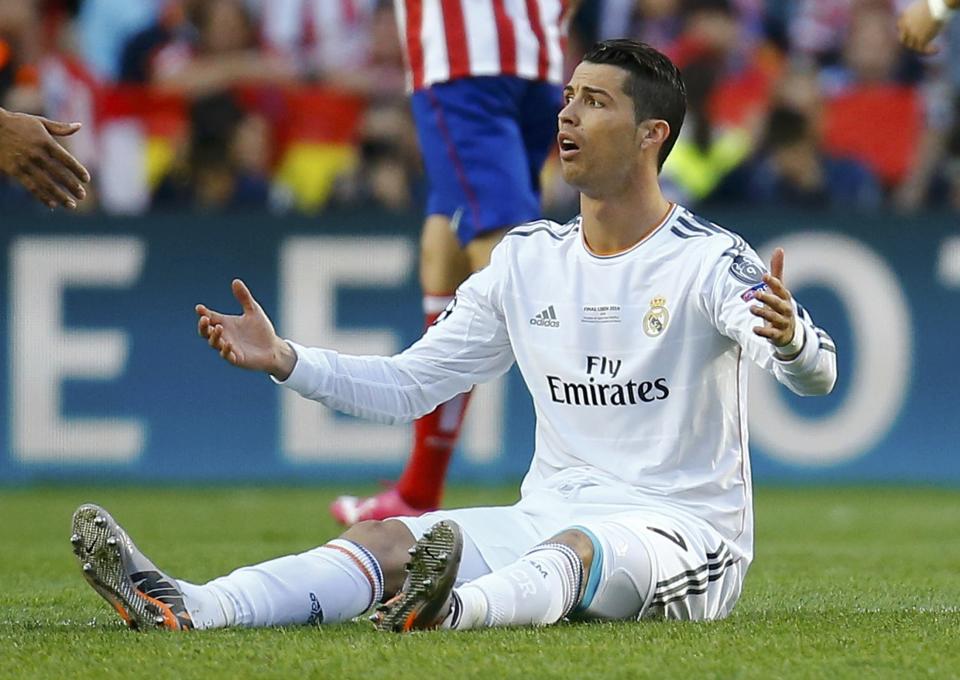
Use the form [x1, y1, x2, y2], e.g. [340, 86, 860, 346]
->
[566, 523, 655, 621]
[546, 528, 595, 576]
[340, 519, 416, 597]
[419, 218, 470, 291]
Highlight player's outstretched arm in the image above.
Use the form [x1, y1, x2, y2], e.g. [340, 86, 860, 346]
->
[749, 248, 799, 359]
[196, 279, 297, 380]
[707, 243, 836, 396]
[0, 107, 90, 209]
[898, 0, 958, 54]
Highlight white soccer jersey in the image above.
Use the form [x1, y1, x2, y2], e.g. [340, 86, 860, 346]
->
[280, 204, 837, 565]
[394, 0, 568, 90]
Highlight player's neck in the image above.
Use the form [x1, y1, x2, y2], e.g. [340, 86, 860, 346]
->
[579, 181, 672, 256]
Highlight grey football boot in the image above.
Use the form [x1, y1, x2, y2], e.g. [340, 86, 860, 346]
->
[374, 520, 463, 632]
[70, 503, 193, 630]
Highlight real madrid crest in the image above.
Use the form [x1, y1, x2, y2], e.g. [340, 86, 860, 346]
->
[643, 296, 669, 337]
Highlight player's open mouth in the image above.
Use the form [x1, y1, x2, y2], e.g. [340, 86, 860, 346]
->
[558, 133, 580, 160]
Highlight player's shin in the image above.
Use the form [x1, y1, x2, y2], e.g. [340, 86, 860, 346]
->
[447, 543, 583, 629]
[181, 539, 384, 628]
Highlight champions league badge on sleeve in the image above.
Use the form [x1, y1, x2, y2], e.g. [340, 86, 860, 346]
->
[643, 296, 670, 337]
[729, 254, 766, 286]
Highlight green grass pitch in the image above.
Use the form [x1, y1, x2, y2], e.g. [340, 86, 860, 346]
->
[1, 485, 958, 679]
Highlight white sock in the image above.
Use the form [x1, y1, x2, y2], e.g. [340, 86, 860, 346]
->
[177, 539, 383, 629]
[447, 544, 583, 630]
[177, 579, 234, 629]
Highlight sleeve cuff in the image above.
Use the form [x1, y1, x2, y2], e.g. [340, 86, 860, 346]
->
[773, 320, 819, 369]
[773, 312, 806, 360]
[268, 340, 315, 394]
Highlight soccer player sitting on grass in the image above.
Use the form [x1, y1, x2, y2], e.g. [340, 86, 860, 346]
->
[71, 40, 837, 632]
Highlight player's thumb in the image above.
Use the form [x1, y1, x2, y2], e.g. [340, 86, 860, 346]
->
[232, 278, 259, 312]
[40, 118, 82, 137]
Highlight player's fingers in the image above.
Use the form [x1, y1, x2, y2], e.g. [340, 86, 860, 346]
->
[40, 145, 88, 199]
[220, 340, 234, 360]
[208, 324, 223, 348]
[750, 305, 778, 323]
[27, 164, 78, 209]
[762, 273, 791, 301]
[754, 291, 793, 316]
[750, 306, 790, 329]
[35, 152, 85, 204]
[198, 315, 213, 339]
[43, 139, 91, 186]
[752, 325, 782, 341]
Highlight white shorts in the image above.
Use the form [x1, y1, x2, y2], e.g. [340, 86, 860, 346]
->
[395, 481, 745, 621]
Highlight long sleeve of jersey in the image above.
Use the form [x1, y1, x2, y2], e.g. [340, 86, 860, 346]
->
[702, 245, 837, 396]
[274, 246, 515, 424]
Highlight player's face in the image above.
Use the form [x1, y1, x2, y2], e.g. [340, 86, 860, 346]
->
[558, 62, 642, 197]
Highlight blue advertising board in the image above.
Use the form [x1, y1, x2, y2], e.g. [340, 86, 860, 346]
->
[1, 209, 958, 484]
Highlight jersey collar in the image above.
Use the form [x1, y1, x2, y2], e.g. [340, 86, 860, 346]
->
[578, 203, 679, 263]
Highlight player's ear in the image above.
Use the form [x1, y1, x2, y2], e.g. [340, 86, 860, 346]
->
[638, 119, 670, 152]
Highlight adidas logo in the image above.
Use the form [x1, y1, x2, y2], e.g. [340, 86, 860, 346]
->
[530, 305, 560, 327]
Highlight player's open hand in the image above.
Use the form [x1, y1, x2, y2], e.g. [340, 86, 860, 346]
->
[898, 0, 945, 54]
[750, 248, 798, 356]
[0, 109, 90, 209]
[196, 279, 297, 380]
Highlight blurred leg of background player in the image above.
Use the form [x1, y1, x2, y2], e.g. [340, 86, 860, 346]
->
[330, 76, 561, 525]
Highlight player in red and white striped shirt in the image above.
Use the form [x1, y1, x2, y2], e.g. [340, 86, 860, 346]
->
[330, 0, 578, 526]
[396, 0, 567, 89]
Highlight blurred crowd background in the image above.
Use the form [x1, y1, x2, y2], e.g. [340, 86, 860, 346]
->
[1, 0, 959, 216]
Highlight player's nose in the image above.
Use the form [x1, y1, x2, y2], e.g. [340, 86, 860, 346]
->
[559, 100, 579, 127]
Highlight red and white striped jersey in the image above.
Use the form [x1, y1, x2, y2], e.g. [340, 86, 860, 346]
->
[394, 0, 569, 90]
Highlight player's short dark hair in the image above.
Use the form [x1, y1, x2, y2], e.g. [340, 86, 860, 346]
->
[582, 39, 687, 169]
